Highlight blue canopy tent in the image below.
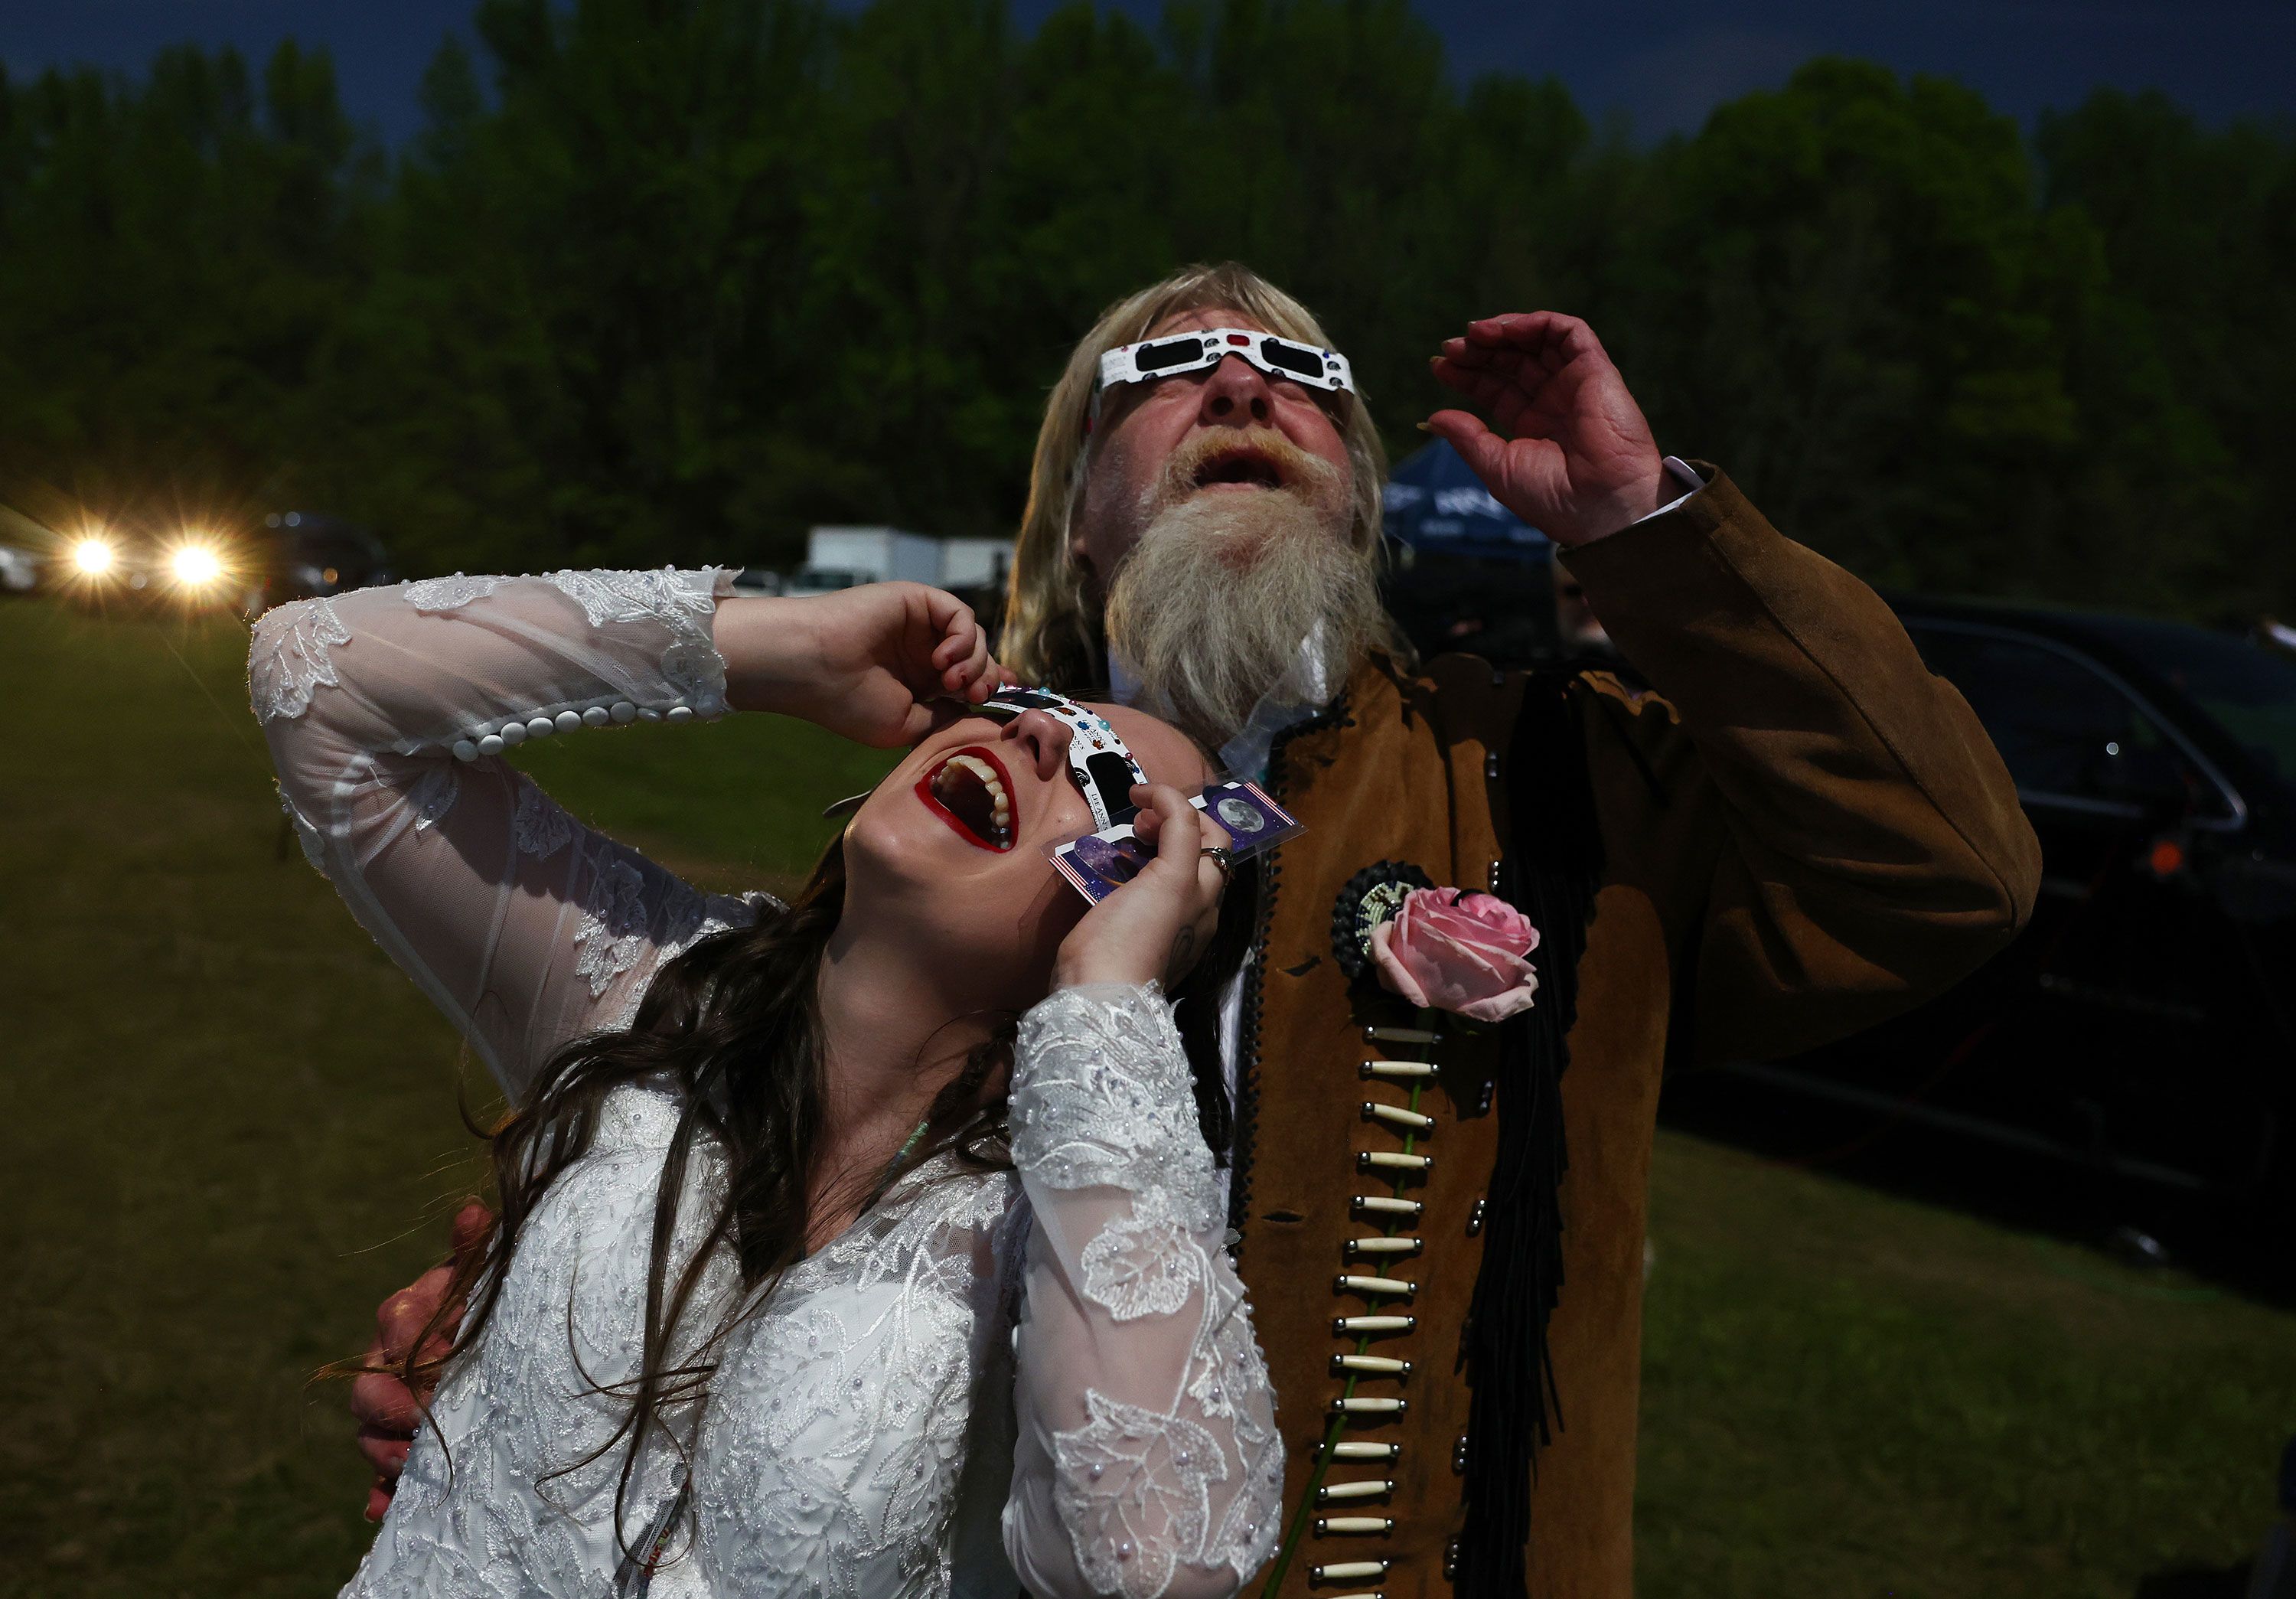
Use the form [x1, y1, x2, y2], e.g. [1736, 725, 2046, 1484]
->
[1381, 438, 1550, 560]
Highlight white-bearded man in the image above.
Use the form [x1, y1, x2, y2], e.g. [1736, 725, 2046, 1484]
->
[347, 263, 2038, 1597]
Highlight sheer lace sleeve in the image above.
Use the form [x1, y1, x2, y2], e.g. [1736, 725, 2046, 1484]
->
[250, 569, 762, 1101]
[1002, 984, 1283, 1599]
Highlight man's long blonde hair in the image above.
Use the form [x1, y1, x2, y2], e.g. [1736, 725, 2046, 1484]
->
[998, 263, 1390, 691]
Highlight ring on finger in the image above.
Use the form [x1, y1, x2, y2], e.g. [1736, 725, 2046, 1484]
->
[1199, 845, 1234, 878]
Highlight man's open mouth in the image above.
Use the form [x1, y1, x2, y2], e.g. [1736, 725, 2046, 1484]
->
[1192, 445, 1288, 491]
[915, 746, 1016, 852]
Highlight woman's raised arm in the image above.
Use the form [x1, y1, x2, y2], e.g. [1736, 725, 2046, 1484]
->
[1001, 982, 1285, 1599]
[253, 571, 1006, 1102]
[252, 569, 758, 1101]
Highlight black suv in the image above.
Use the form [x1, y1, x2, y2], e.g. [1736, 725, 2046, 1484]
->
[1741, 599, 2296, 1221]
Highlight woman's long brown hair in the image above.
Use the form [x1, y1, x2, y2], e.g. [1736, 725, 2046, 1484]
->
[390, 834, 1254, 1563]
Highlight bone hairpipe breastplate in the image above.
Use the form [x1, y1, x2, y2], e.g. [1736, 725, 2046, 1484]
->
[1228, 658, 1525, 1597]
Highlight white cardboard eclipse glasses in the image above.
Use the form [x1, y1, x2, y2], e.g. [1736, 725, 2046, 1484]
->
[1093, 327, 1355, 423]
[974, 686, 1149, 831]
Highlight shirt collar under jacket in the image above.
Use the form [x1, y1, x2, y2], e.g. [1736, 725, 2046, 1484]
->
[1107, 622, 1335, 783]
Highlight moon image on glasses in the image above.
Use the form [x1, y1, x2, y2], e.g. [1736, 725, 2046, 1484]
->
[1215, 797, 1265, 834]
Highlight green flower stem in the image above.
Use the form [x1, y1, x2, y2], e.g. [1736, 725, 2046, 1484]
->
[1257, 1008, 1433, 1596]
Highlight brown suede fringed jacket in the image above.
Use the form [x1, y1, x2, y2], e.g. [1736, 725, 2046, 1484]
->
[1226, 468, 2040, 1598]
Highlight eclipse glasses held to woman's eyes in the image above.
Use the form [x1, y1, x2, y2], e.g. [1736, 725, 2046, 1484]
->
[1089, 327, 1355, 427]
[972, 686, 1148, 831]
[820, 686, 1149, 828]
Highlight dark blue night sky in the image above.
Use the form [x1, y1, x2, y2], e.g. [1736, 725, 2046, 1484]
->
[3, 0, 2290, 144]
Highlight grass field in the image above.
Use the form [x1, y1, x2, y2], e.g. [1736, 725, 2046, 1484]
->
[5, 601, 2292, 1597]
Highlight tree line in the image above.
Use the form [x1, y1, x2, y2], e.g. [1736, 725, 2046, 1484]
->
[2, 0, 2291, 618]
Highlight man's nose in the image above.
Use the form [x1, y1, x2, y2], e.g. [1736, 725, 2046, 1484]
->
[1000, 710, 1071, 782]
[1199, 352, 1273, 426]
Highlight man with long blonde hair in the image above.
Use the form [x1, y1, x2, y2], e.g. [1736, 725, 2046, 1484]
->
[353, 263, 2038, 1597]
[981, 262, 2037, 1595]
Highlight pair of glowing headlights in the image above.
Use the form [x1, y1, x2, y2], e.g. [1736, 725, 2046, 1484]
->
[70, 534, 227, 590]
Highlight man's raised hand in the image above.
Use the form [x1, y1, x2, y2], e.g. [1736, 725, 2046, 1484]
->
[1426, 312, 1668, 548]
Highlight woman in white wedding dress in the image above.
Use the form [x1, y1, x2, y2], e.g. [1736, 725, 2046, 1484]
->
[250, 568, 1283, 1598]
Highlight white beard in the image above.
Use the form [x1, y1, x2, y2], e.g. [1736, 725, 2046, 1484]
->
[1103, 480, 1381, 752]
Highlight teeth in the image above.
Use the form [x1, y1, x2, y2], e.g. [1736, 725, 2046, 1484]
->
[933, 753, 1013, 846]
[947, 754, 1009, 807]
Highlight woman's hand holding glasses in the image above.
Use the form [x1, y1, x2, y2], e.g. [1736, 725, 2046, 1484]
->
[1052, 784, 1232, 992]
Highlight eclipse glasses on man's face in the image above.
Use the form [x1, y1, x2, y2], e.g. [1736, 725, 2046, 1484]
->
[1091, 327, 1355, 425]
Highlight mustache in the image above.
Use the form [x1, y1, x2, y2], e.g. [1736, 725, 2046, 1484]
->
[1141, 426, 1346, 524]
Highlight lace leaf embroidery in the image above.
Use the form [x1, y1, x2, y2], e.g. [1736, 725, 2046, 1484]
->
[695, 1160, 1019, 1599]
[542, 567, 729, 717]
[513, 778, 575, 860]
[248, 596, 352, 722]
[1010, 986, 1221, 1235]
[572, 846, 651, 999]
[403, 573, 507, 612]
[1052, 1391, 1226, 1599]
[542, 567, 717, 631]
[1079, 1212, 1202, 1322]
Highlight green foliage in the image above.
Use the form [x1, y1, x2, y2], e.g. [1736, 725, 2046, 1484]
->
[0, 8, 2290, 616]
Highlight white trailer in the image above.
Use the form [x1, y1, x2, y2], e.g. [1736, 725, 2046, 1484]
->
[794, 526, 1014, 593]
[937, 537, 1012, 591]
[803, 526, 944, 586]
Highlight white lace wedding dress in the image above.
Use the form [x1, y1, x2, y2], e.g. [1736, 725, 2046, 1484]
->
[253, 569, 1283, 1598]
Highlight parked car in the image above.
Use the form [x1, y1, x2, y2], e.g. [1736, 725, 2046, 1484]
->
[1737, 597, 2296, 1223]
[0, 544, 40, 593]
[245, 514, 394, 610]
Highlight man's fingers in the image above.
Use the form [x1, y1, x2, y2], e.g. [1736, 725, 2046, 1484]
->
[351, 1369, 422, 1434]
[1466, 310, 1591, 361]
[357, 1424, 413, 1476]
[448, 1200, 492, 1259]
[376, 1267, 452, 1356]
[365, 1479, 394, 1523]
[1424, 410, 1508, 475]
[1429, 359, 1524, 416]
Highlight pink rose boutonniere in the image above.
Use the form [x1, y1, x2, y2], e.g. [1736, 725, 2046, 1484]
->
[1367, 888, 1541, 1023]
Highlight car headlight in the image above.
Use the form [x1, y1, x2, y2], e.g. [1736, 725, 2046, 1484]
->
[73, 537, 116, 576]
[170, 542, 224, 588]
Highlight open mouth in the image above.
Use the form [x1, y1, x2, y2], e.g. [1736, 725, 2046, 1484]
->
[1192, 445, 1288, 492]
[916, 746, 1016, 852]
